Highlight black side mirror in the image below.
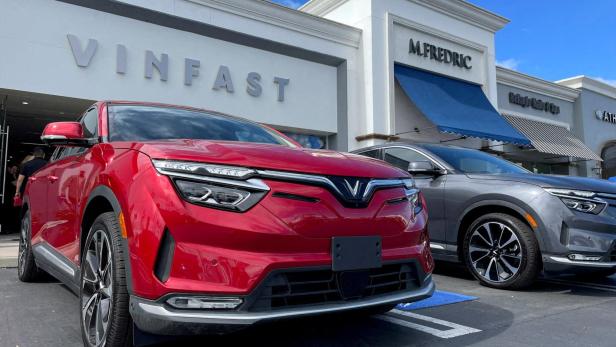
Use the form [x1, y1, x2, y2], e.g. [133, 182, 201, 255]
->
[407, 161, 444, 176]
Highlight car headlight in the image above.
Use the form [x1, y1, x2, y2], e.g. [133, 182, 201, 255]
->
[545, 188, 607, 214]
[152, 160, 269, 212]
[402, 178, 423, 216]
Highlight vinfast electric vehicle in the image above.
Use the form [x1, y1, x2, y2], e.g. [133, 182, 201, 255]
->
[18, 102, 434, 346]
[354, 143, 616, 290]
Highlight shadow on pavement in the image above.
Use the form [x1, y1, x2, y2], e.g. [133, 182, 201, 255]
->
[152, 305, 514, 347]
[434, 260, 616, 298]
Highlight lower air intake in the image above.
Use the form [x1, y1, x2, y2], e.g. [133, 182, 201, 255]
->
[247, 262, 419, 312]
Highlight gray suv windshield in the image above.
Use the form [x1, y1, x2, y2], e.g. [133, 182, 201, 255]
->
[422, 144, 529, 174]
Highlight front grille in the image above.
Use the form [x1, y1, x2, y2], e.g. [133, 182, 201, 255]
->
[247, 263, 419, 312]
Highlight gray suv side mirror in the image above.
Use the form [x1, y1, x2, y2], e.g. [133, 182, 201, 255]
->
[407, 161, 444, 176]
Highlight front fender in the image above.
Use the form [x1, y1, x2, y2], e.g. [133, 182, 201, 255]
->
[453, 196, 547, 249]
[83, 185, 134, 295]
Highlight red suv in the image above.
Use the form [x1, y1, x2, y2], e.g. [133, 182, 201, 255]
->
[18, 101, 434, 346]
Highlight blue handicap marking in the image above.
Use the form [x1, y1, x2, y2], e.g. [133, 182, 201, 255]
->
[396, 290, 477, 311]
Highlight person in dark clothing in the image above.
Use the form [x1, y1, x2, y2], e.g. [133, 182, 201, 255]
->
[15, 147, 48, 197]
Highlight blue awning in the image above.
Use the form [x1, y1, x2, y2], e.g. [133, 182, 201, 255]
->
[394, 64, 531, 146]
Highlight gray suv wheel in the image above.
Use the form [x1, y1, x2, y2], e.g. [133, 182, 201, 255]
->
[463, 213, 540, 289]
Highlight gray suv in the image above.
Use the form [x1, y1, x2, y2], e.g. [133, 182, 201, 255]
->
[353, 143, 616, 289]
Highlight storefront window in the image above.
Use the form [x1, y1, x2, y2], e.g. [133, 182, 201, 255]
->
[602, 143, 616, 179]
[282, 131, 327, 149]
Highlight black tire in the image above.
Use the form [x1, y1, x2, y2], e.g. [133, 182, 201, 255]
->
[79, 212, 132, 347]
[463, 213, 540, 290]
[18, 210, 41, 282]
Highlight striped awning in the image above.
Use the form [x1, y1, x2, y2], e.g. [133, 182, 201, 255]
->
[502, 114, 602, 161]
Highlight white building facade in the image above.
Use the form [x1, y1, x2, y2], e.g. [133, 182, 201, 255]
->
[0, 0, 614, 180]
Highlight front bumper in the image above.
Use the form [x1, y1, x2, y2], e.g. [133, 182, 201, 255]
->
[531, 192, 616, 274]
[543, 256, 616, 274]
[129, 274, 435, 335]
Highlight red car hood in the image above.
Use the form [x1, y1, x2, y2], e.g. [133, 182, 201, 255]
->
[124, 140, 407, 178]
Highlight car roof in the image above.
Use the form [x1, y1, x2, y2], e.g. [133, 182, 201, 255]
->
[352, 141, 467, 152]
[103, 100, 210, 113]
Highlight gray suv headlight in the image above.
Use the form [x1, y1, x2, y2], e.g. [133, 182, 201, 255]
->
[152, 160, 269, 212]
[545, 188, 607, 214]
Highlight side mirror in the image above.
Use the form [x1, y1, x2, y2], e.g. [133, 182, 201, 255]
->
[41, 122, 92, 147]
[407, 161, 444, 176]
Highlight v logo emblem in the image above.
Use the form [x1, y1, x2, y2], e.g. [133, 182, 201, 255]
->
[343, 179, 361, 198]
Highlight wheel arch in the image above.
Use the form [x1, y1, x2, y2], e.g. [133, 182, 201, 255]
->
[20, 199, 30, 218]
[455, 199, 545, 261]
[82, 185, 134, 294]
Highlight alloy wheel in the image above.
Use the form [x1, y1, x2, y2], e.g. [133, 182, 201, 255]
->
[17, 214, 29, 277]
[468, 222, 522, 283]
[81, 230, 113, 347]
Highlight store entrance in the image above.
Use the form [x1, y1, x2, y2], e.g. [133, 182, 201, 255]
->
[0, 88, 93, 233]
[602, 142, 616, 179]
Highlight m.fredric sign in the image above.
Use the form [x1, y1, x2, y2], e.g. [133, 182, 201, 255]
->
[408, 38, 472, 70]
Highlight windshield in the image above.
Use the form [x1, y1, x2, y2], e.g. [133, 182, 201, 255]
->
[108, 104, 295, 146]
[422, 144, 530, 174]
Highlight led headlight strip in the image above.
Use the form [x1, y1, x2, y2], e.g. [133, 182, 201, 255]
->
[152, 160, 269, 212]
[545, 188, 607, 214]
[153, 159, 419, 211]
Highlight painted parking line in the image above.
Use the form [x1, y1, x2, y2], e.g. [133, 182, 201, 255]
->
[374, 309, 482, 339]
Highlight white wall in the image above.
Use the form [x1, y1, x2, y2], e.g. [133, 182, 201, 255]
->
[316, 0, 501, 149]
[0, 0, 352, 135]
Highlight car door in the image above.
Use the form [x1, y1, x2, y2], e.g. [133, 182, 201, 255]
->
[44, 107, 98, 261]
[381, 146, 448, 246]
[26, 157, 55, 243]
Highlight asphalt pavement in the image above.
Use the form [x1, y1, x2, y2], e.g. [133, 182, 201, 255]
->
[2, 232, 616, 347]
[2, 256, 616, 347]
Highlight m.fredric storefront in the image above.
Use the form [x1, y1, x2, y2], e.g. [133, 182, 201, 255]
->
[0, 0, 615, 182]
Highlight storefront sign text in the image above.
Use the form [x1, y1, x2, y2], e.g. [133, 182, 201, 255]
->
[408, 38, 472, 69]
[596, 110, 616, 124]
[508, 92, 560, 115]
[67, 34, 290, 102]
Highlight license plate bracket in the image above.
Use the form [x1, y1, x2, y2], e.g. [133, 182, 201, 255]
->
[332, 236, 382, 272]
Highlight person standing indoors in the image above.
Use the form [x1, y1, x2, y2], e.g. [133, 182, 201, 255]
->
[14, 147, 48, 199]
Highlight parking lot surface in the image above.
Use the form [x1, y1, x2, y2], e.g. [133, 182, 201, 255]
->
[2, 259, 616, 347]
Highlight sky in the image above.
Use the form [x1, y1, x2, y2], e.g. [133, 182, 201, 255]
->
[270, 0, 616, 86]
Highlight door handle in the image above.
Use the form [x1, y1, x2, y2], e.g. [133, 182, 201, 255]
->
[47, 175, 59, 183]
[28, 177, 37, 182]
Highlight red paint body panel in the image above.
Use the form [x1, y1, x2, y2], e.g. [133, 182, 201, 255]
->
[122, 140, 408, 178]
[24, 101, 433, 302]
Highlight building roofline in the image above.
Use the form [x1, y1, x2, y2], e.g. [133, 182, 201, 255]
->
[300, 0, 509, 33]
[555, 76, 616, 100]
[496, 66, 580, 102]
[122, 0, 363, 48]
[299, 0, 347, 15]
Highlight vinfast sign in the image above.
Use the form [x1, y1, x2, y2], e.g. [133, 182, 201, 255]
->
[509, 92, 560, 115]
[408, 38, 472, 70]
[66, 34, 291, 102]
[596, 110, 616, 124]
